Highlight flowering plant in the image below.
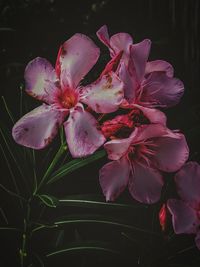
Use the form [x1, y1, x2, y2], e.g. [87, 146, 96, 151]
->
[1, 26, 199, 266]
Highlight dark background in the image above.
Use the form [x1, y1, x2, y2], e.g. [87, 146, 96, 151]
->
[0, 0, 200, 266]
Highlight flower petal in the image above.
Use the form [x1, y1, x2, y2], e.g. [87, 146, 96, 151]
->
[12, 105, 66, 149]
[64, 104, 105, 157]
[152, 133, 189, 172]
[130, 39, 151, 83]
[99, 157, 130, 201]
[80, 72, 124, 113]
[96, 25, 111, 48]
[129, 161, 163, 204]
[131, 124, 168, 144]
[141, 72, 184, 108]
[175, 162, 200, 209]
[132, 104, 167, 125]
[110, 32, 133, 61]
[118, 62, 136, 102]
[24, 57, 58, 104]
[104, 137, 132, 160]
[167, 199, 199, 234]
[195, 231, 200, 250]
[57, 34, 100, 88]
[145, 60, 174, 77]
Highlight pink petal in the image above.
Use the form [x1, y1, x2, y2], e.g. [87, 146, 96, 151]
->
[145, 60, 174, 77]
[12, 105, 66, 149]
[24, 57, 58, 104]
[110, 32, 133, 61]
[132, 104, 167, 125]
[57, 34, 100, 88]
[128, 161, 163, 204]
[99, 157, 130, 201]
[195, 231, 200, 250]
[141, 72, 184, 108]
[118, 62, 136, 102]
[64, 104, 105, 158]
[152, 133, 189, 172]
[130, 39, 151, 83]
[167, 199, 199, 234]
[104, 137, 132, 160]
[131, 124, 168, 144]
[96, 25, 111, 48]
[175, 162, 200, 209]
[80, 72, 124, 113]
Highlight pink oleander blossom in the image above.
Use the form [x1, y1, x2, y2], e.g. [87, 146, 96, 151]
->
[12, 34, 124, 157]
[97, 25, 184, 109]
[167, 162, 200, 250]
[99, 124, 189, 204]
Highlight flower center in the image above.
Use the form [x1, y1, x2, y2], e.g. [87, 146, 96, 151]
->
[128, 140, 157, 165]
[56, 88, 78, 109]
[100, 108, 149, 139]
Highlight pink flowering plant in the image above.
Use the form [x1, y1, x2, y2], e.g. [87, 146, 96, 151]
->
[0, 26, 199, 266]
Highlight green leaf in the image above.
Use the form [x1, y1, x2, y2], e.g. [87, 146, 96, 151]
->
[36, 194, 59, 208]
[58, 194, 147, 210]
[0, 27, 15, 32]
[46, 241, 119, 257]
[54, 218, 157, 235]
[0, 227, 21, 232]
[0, 182, 26, 202]
[34, 214, 159, 236]
[2, 96, 15, 124]
[47, 150, 106, 185]
[0, 123, 30, 195]
[37, 144, 67, 192]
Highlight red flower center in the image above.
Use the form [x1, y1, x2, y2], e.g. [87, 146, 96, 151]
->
[56, 88, 78, 109]
[100, 108, 150, 139]
[128, 140, 157, 164]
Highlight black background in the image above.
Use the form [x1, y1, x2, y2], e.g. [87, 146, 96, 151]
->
[0, 0, 200, 266]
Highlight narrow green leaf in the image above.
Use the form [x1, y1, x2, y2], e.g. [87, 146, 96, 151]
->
[47, 150, 106, 185]
[2, 96, 15, 124]
[0, 183, 26, 202]
[0, 125, 29, 194]
[54, 218, 157, 234]
[46, 241, 119, 257]
[36, 194, 59, 208]
[0, 208, 8, 224]
[0, 27, 15, 32]
[0, 143, 23, 207]
[37, 144, 67, 191]
[32, 223, 58, 234]
[0, 227, 21, 232]
[32, 252, 45, 267]
[59, 126, 64, 145]
[59, 194, 147, 210]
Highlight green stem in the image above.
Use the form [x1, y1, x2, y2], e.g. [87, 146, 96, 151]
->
[20, 202, 30, 267]
[36, 144, 67, 192]
[32, 149, 38, 195]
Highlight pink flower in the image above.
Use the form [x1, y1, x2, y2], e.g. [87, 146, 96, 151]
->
[97, 25, 184, 108]
[99, 124, 189, 204]
[167, 162, 200, 250]
[12, 34, 124, 157]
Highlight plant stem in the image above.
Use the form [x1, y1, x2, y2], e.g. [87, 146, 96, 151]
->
[20, 202, 30, 267]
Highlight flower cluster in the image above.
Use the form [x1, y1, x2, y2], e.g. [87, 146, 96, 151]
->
[12, 26, 199, 249]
